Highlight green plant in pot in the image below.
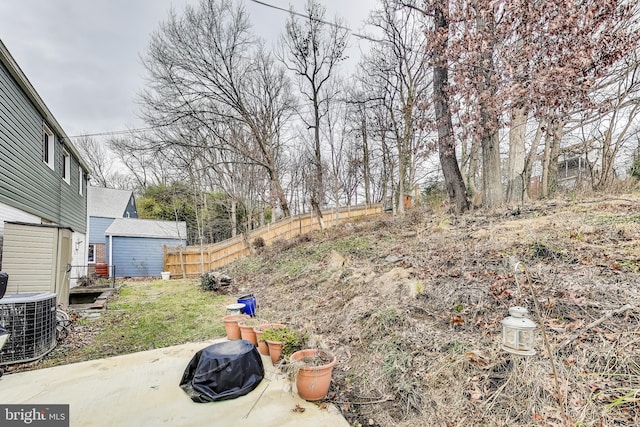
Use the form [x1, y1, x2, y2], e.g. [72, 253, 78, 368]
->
[238, 318, 268, 346]
[254, 323, 285, 356]
[261, 326, 307, 365]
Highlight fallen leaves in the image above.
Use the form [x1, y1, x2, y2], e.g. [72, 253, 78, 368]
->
[488, 276, 515, 301]
[465, 350, 490, 368]
[450, 315, 465, 327]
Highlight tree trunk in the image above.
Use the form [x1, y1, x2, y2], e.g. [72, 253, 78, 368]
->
[397, 135, 406, 216]
[524, 119, 544, 199]
[466, 135, 480, 203]
[230, 199, 237, 237]
[477, 10, 502, 209]
[541, 130, 551, 198]
[313, 92, 324, 204]
[361, 117, 371, 205]
[542, 119, 563, 197]
[269, 169, 290, 217]
[506, 107, 528, 205]
[433, 1, 469, 213]
[547, 120, 563, 196]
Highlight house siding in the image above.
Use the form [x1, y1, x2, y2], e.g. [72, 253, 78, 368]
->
[89, 217, 115, 244]
[0, 59, 87, 233]
[107, 236, 185, 278]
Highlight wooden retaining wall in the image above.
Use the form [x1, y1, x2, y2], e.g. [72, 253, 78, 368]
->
[163, 204, 383, 278]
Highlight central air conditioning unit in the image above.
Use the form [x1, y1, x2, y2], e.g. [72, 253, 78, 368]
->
[0, 293, 57, 365]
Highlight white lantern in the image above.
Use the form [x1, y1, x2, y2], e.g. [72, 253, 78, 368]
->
[501, 306, 537, 356]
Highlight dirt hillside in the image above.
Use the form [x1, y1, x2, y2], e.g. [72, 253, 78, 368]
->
[227, 195, 640, 427]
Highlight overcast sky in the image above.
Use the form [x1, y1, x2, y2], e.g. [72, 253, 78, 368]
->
[0, 0, 376, 138]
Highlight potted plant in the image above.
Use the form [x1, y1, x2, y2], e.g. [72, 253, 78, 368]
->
[289, 349, 337, 401]
[238, 318, 268, 346]
[222, 313, 250, 340]
[261, 326, 306, 365]
[254, 323, 285, 356]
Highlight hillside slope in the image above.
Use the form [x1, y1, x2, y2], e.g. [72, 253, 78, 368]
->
[227, 195, 640, 427]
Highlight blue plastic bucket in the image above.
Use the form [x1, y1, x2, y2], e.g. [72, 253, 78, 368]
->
[237, 294, 256, 316]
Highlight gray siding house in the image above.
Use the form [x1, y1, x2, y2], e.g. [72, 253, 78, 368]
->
[0, 39, 89, 301]
[87, 186, 137, 265]
[105, 218, 186, 278]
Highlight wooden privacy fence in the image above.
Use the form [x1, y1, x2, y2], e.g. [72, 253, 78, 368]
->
[164, 203, 383, 278]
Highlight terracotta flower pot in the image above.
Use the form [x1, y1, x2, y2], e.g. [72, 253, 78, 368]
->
[223, 314, 249, 340]
[255, 323, 285, 356]
[266, 340, 284, 364]
[238, 319, 268, 346]
[290, 349, 336, 401]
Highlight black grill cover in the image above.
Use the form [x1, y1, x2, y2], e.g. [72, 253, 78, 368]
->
[180, 340, 264, 402]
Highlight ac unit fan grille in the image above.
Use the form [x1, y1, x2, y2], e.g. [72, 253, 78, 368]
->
[0, 293, 57, 365]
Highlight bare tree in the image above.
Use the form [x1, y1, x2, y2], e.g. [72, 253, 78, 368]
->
[73, 135, 116, 187]
[108, 136, 173, 191]
[346, 89, 373, 205]
[360, 0, 432, 215]
[280, 0, 348, 224]
[582, 51, 640, 189]
[139, 0, 294, 216]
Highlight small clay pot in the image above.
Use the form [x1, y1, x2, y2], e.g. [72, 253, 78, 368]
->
[238, 319, 268, 345]
[266, 340, 284, 364]
[223, 314, 249, 340]
[254, 323, 285, 356]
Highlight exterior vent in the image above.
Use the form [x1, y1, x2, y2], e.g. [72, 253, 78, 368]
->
[0, 293, 57, 365]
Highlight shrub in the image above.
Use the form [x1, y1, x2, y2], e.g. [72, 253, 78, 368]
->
[252, 237, 265, 249]
[261, 326, 307, 357]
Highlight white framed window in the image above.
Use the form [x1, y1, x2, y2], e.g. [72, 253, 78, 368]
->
[42, 125, 55, 170]
[78, 166, 84, 195]
[62, 150, 71, 184]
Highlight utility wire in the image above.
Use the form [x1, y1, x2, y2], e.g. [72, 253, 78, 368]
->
[64, 124, 170, 140]
[247, 0, 387, 44]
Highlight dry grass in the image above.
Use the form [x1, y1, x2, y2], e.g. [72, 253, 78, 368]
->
[228, 194, 640, 426]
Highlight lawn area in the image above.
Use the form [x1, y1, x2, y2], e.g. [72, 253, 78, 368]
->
[39, 278, 234, 368]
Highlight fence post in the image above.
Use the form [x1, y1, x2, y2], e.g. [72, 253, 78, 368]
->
[179, 246, 186, 279]
[163, 245, 167, 273]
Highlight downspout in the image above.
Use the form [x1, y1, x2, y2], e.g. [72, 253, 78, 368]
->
[108, 234, 113, 278]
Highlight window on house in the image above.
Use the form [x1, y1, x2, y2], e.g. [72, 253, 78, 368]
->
[42, 125, 55, 170]
[78, 166, 84, 195]
[88, 244, 95, 263]
[62, 151, 71, 184]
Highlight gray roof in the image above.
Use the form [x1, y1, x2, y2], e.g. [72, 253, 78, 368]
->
[88, 187, 134, 218]
[105, 218, 187, 240]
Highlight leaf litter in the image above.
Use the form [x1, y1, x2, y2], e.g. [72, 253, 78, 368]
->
[228, 195, 640, 426]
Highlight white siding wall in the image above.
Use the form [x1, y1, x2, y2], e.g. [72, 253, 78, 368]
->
[0, 201, 40, 235]
[70, 231, 86, 288]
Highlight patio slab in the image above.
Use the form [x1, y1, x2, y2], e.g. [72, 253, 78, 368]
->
[0, 340, 349, 427]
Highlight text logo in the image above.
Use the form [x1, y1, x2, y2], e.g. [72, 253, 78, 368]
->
[0, 405, 69, 426]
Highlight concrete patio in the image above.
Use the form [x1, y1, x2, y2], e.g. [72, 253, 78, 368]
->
[0, 340, 349, 426]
